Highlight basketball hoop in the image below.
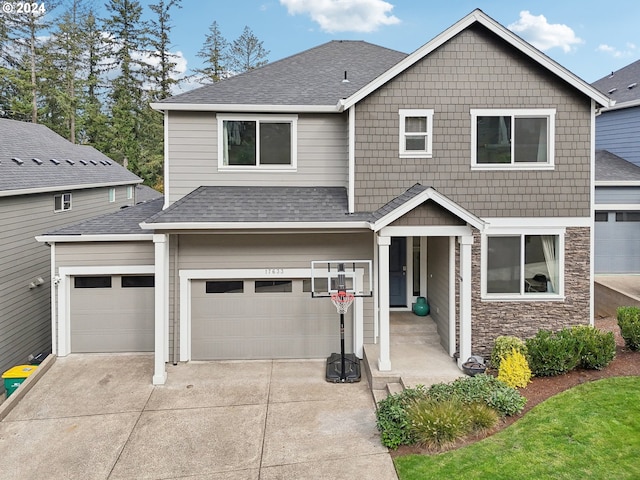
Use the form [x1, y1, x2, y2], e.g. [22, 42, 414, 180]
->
[331, 291, 355, 315]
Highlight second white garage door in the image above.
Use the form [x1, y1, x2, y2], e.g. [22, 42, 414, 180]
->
[191, 279, 353, 360]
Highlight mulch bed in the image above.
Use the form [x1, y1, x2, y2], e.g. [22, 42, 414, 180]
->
[390, 316, 640, 457]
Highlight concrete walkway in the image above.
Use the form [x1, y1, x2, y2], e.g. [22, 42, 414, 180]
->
[0, 355, 397, 480]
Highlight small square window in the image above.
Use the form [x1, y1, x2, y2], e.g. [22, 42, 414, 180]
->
[595, 212, 608, 222]
[54, 193, 72, 212]
[399, 109, 433, 158]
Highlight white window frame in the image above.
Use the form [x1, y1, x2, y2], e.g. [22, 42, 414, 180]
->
[471, 108, 555, 170]
[54, 193, 72, 212]
[108, 187, 116, 203]
[481, 228, 565, 301]
[217, 114, 298, 171]
[127, 185, 134, 200]
[399, 109, 434, 158]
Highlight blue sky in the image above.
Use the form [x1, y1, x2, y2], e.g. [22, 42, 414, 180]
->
[128, 1, 638, 87]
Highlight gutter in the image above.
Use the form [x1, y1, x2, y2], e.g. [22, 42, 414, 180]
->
[1, 180, 142, 198]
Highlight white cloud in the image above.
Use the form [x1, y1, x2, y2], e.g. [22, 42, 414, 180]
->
[280, 0, 400, 33]
[597, 43, 637, 58]
[508, 11, 583, 53]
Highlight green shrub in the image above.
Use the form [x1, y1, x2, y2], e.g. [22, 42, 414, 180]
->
[617, 306, 640, 351]
[525, 329, 581, 377]
[375, 385, 428, 449]
[406, 398, 470, 449]
[570, 325, 616, 369]
[497, 348, 532, 388]
[426, 374, 526, 416]
[491, 335, 527, 370]
[466, 402, 500, 433]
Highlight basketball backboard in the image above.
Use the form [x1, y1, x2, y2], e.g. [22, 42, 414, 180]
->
[310, 260, 372, 298]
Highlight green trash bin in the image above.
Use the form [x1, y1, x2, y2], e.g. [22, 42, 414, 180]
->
[2, 365, 37, 398]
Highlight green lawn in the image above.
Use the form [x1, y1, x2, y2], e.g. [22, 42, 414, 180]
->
[394, 377, 640, 480]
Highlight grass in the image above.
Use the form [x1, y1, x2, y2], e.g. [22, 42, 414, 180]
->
[394, 377, 640, 480]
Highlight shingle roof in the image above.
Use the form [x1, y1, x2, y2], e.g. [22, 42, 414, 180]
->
[369, 184, 429, 222]
[144, 186, 369, 224]
[0, 118, 141, 194]
[159, 41, 407, 106]
[596, 150, 640, 182]
[592, 59, 640, 104]
[44, 197, 164, 236]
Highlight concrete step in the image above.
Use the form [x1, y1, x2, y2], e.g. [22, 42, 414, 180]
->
[371, 382, 405, 406]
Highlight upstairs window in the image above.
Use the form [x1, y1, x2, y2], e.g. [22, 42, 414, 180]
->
[471, 109, 555, 169]
[108, 187, 116, 203]
[399, 109, 433, 158]
[54, 193, 72, 212]
[218, 115, 297, 169]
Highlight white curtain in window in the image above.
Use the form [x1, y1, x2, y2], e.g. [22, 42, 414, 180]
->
[222, 121, 229, 165]
[541, 235, 557, 292]
[537, 120, 546, 163]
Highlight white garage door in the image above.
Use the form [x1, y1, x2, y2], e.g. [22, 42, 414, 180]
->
[70, 275, 155, 353]
[595, 211, 640, 273]
[191, 279, 353, 360]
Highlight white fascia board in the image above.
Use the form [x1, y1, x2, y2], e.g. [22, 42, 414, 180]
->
[594, 204, 640, 211]
[483, 217, 590, 228]
[139, 221, 370, 230]
[150, 102, 339, 113]
[596, 181, 640, 187]
[600, 98, 639, 112]
[0, 180, 143, 198]
[371, 187, 485, 232]
[36, 234, 153, 243]
[340, 10, 613, 111]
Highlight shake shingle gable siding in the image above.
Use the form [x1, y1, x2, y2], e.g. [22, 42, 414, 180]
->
[0, 118, 140, 194]
[158, 41, 408, 107]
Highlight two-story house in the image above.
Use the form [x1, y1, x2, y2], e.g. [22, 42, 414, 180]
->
[39, 9, 612, 385]
[0, 118, 143, 386]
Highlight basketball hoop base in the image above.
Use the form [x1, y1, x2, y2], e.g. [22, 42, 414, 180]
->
[325, 353, 361, 383]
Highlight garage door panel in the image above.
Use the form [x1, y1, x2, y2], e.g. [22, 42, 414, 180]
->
[191, 279, 353, 360]
[595, 214, 640, 274]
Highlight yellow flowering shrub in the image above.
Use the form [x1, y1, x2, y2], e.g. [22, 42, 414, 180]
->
[497, 348, 532, 388]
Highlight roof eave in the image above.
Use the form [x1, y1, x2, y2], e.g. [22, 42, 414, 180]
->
[35, 234, 153, 243]
[139, 220, 370, 230]
[0, 179, 143, 198]
[341, 9, 614, 110]
[600, 98, 640, 113]
[595, 180, 640, 187]
[151, 103, 341, 113]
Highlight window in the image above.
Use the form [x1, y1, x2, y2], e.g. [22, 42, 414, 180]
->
[54, 193, 72, 212]
[74, 276, 112, 288]
[127, 186, 134, 200]
[108, 188, 116, 203]
[255, 280, 293, 293]
[616, 212, 640, 222]
[485, 234, 561, 297]
[206, 281, 244, 293]
[121, 275, 154, 288]
[399, 109, 433, 158]
[218, 115, 297, 169]
[471, 109, 555, 168]
[595, 212, 609, 222]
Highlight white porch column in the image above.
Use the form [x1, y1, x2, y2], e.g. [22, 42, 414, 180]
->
[153, 234, 168, 385]
[377, 235, 392, 371]
[458, 235, 473, 367]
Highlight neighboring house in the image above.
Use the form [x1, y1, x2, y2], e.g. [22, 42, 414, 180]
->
[38, 9, 613, 386]
[0, 118, 143, 384]
[594, 150, 640, 273]
[592, 58, 640, 166]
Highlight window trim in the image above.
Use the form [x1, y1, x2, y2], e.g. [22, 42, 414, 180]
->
[217, 114, 298, 171]
[54, 192, 72, 212]
[108, 187, 116, 203]
[481, 228, 565, 301]
[470, 108, 555, 170]
[399, 109, 434, 158]
[127, 185, 134, 200]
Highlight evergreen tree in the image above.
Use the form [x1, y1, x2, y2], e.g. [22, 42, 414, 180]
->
[147, 0, 182, 100]
[194, 20, 230, 83]
[229, 26, 269, 73]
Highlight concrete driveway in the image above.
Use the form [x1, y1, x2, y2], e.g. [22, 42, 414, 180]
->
[0, 355, 397, 480]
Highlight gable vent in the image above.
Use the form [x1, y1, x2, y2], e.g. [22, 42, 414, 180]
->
[66, 159, 75, 165]
[12, 157, 23, 165]
[80, 160, 88, 165]
[90, 160, 98, 165]
[628, 82, 637, 90]
[32, 158, 43, 165]
[50, 158, 60, 165]
[608, 88, 617, 94]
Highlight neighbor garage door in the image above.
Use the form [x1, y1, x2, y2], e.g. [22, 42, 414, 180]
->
[70, 274, 154, 353]
[595, 211, 640, 273]
[191, 278, 352, 360]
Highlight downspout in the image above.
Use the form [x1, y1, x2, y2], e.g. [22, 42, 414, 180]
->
[172, 234, 180, 364]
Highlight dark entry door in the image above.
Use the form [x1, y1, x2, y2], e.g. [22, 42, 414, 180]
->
[390, 237, 407, 307]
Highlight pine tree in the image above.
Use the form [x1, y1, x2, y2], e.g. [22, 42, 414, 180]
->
[229, 26, 269, 73]
[147, 0, 183, 100]
[194, 20, 230, 83]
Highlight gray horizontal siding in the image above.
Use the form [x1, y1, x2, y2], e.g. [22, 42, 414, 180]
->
[595, 186, 640, 205]
[166, 112, 349, 204]
[596, 108, 640, 167]
[0, 186, 134, 385]
[55, 241, 155, 268]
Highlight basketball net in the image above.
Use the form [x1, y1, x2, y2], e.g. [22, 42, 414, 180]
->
[331, 291, 355, 315]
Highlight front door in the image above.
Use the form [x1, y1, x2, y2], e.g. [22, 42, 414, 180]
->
[390, 237, 407, 307]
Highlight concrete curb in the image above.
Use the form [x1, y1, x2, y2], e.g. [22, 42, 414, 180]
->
[0, 354, 56, 421]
